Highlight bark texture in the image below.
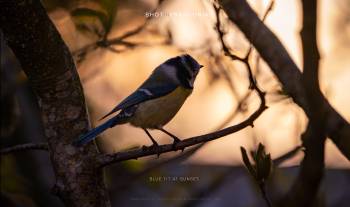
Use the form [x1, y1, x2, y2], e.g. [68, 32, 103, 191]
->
[0, 0, 110, 206]
[281, 1, 326, 206]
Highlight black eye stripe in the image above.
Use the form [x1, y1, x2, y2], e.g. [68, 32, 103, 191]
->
[176, 65, 192, 89]
[163, 55, 199, 89]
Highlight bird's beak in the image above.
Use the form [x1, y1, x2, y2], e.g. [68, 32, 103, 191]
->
[199, 65, 204, 68]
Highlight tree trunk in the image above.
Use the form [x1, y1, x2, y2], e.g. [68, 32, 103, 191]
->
[0, 1, 110, 206]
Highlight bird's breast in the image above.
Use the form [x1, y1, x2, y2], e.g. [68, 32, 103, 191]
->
[129, 87, 192, 129]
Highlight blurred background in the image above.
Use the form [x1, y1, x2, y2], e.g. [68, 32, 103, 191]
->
[1, 0, 349, 206]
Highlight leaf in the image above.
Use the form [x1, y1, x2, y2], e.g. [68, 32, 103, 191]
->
[71, 8, 108, 33]
[256, 156, 263, 180]
[256, 143, 265, 162]
[240, 146, 256, 179]
[261, 153, 272, 179]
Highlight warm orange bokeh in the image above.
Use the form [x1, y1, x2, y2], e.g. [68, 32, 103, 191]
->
[51, 0, 350, 168]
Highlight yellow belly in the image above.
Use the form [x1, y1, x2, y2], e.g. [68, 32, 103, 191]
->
[129, 87, 192, 129]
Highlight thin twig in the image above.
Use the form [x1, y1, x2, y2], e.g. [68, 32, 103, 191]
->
[261, 0, 275, 22]
[218, 0, 350, 160]
[214, 2, 265, 114]
[214, 3, 276, 207]
[0, 142, 48, 155]
[214, 4, 243, 61]
[273, 145, 303, 166]
[213, 0, 274, 129]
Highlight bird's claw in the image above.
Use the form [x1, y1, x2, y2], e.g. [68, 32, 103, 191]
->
[172, 140, 179, 148]
[172, 139, 185, 152]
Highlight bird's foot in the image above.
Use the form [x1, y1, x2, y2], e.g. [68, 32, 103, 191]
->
[171, 138, 183, 151]
[173, 137, 181, 143]
[180, 147, 185, 152]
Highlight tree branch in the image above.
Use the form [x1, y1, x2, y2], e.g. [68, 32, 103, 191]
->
[113, 143, 205, 191]
[218, 0, 350, 161]
[0, 142, 48, 155]
[213, 0, 274, 129]
[281, 0, 327, 206]
[273, 145, 302, 166]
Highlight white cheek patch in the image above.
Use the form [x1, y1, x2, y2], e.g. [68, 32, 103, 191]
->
[139, 88, 153, 96]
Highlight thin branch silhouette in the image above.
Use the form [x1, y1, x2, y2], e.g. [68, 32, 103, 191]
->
[0, 142, 48, 155]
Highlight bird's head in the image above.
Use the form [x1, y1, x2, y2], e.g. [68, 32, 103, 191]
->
[177, 54, 203, 89]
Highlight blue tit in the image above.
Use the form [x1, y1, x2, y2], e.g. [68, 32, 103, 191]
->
[73, 54, 203, 147]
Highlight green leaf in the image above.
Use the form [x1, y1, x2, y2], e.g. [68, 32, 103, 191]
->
[240, 146, 256, 179]
[256, 155, 265, 181]
[261, 153, 272, 179]
[256, 143, 265, 162]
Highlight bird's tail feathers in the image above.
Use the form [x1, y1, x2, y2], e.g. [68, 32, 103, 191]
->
[72, 116, 123, 147]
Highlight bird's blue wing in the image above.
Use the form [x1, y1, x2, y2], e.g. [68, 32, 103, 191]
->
[100, 83, 178, 120]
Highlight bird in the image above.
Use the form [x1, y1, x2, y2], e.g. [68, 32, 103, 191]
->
[73, 54, 203, 148]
